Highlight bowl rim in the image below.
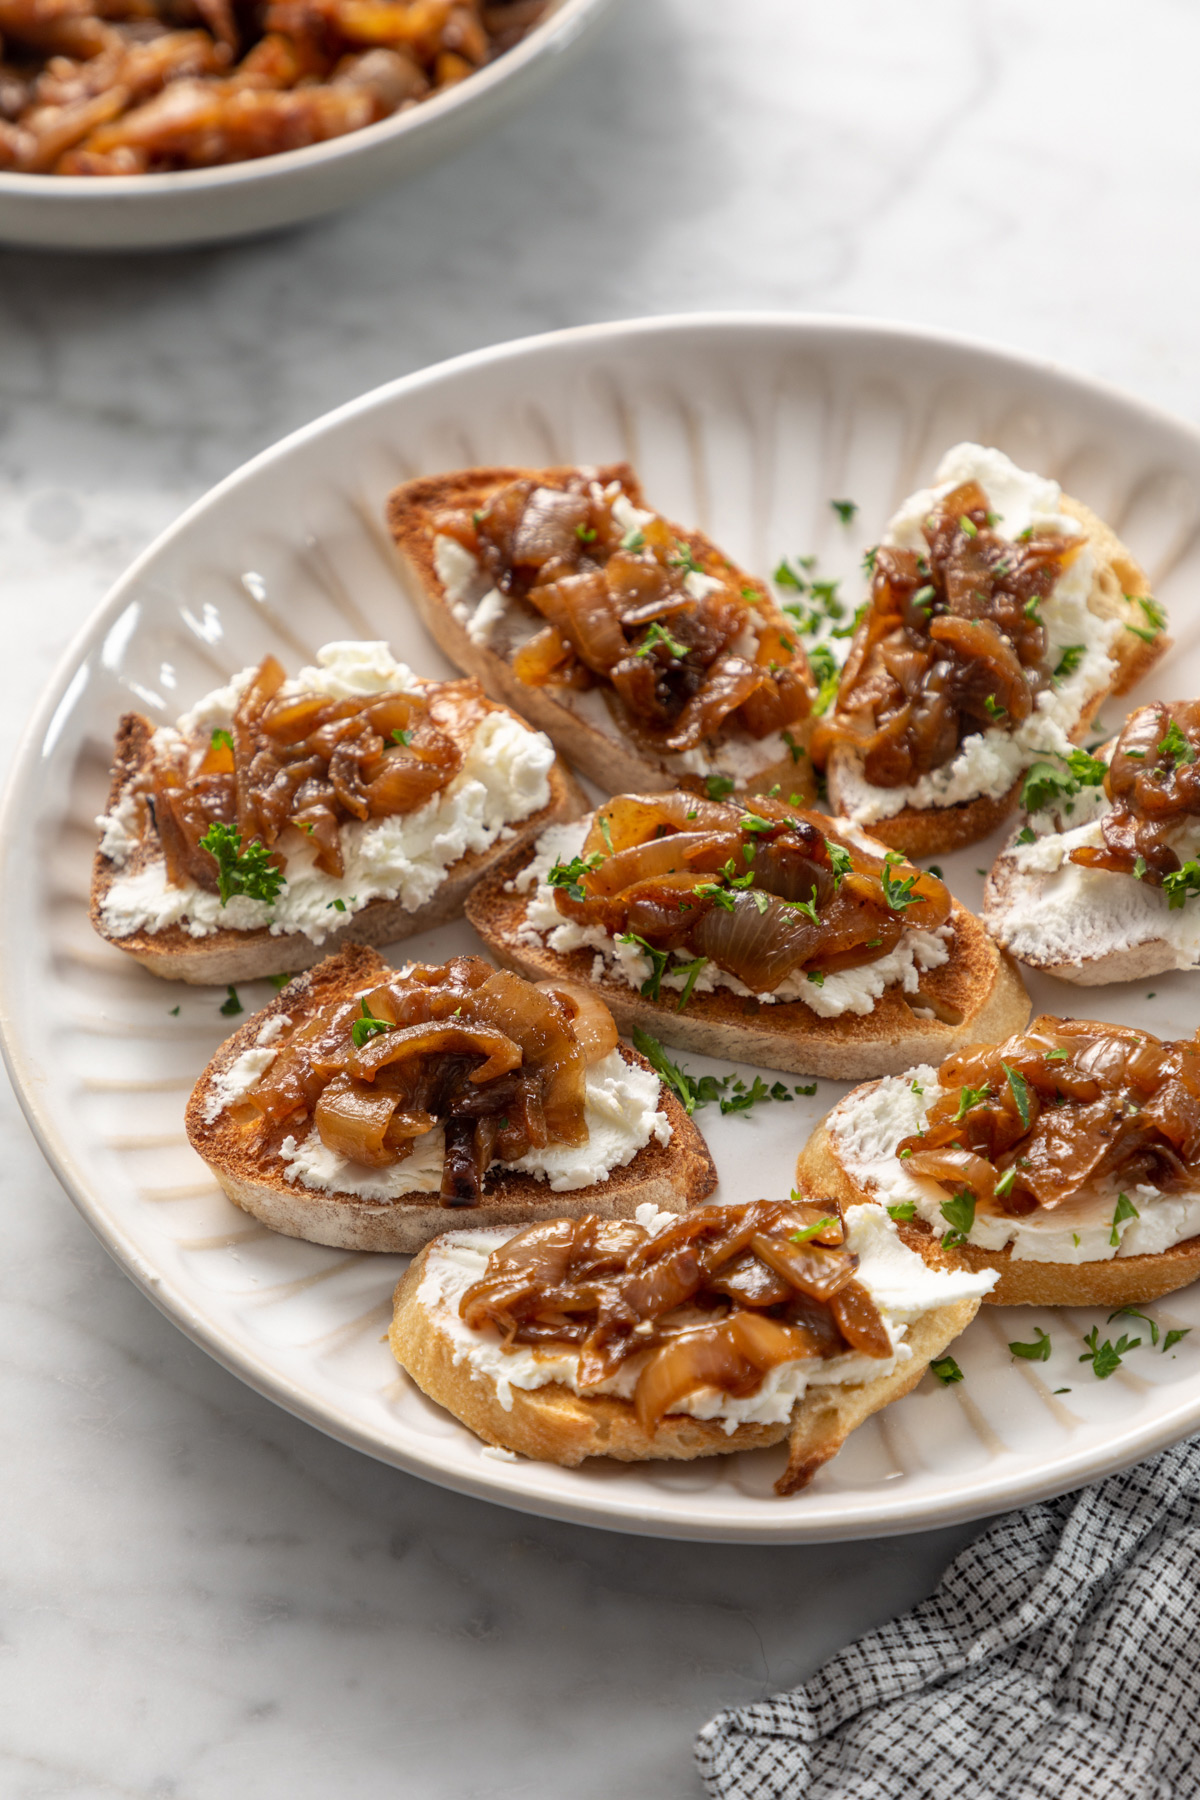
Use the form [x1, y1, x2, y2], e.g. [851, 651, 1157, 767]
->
[9, 308, 1200, 1541]
[0, 0, 610, 203]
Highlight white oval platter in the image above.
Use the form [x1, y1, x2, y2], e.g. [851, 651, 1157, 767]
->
[5, 313, 1200, 1542]
[0, 0, 616, 251]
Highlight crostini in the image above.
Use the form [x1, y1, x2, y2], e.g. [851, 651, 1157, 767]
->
[985, 699, 1200, 983]
[92, 640, 584, 985]
[813, 443, 1166, 857]
[386, 461, 818, 801]
[389, 1196, 995, 1495]
[464, 790, 1030, 1080]
[186, 944, 717, 1253]
[795, 1014, 1200, 1306]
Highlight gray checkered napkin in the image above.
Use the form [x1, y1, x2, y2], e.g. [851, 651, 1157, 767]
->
[696, 1436, 1200, 1800]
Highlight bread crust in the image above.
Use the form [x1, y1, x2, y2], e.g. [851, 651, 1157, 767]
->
[385, 462, 818, 804]
[389, 1236, 982, 1495]
[796, 1116, 1200, 1309]
[90, 698, 587, 986]
[463, 837, 1031, 1082]
[823, 490, 1168, 858]
[185, 943, 718, 1254]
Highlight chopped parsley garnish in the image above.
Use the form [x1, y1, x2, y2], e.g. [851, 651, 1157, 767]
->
[773, 556, 811, 591]
[911, 1080, 924, 1097]
[940, 1189, 976, 1247]
[547, 851, 603, 902]
[930, 1356, 964, 1386]
[575, 523, 597, 543]
[618, 932, 672, 1001]
[705, 774, 736, 801]
[824, 838, 853, 886]
[959, 515, 978, 538]
[169, 1004, 180, 1016]
[1003, 1062, 1031, 1129]
[790, 1215, 837, 1244]
[667, 540, 703, 576]
[1125, 595, 1167, 641]
[1158, 717, 1196, 768]
[1164, 1329, 1192, 1354]
[269, 972, 295, 990]
[210, 727, 234, 753]
[1017, 826, 1037, 845]
[862, 546, 878, 576]
[1079, 1326, 1139, 1380]
[1009, 1328, 1052, 1362]
[599, 815, 614, 854]
[781, 729, 805, 766]
[219, 985, 243, 1017]
[912, 584, 935, 611]
[1024, 595, 1044, 626]
[881, 851, 920, 913]
[983, 693, 1007, 720]
[1019, 749, 1107, 815]
[887, 1201, 917, 1222]
[1053, 645, 1086, 683]
[1162, 860, 1200, 909]
[994, 1167, 1018, 1199]
[199, 822, 286, 908]
[629, 1029, 800, 1118]
[620, 525, 645, 552]
[806, 970, 825, 987]
[1133, 854, 1148, 881]
[351, 997, 393, 1049]
[1108, 1305, 1163, 1348]
[808, 642, 840, 715]
[390, 728, 413, 747]
[1045, 1047, 1069, 1061]
[327, 898, 347, 912]
[637, 620, 689, 661]
[954, 1084, 991, 1122]
[830, 499, 858, 524]
[674, 955, 708, 1012]
[1109, 1191, 1139, 1247]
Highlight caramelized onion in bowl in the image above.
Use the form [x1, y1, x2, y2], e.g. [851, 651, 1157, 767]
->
[228, 954, 623, 1206]
[0, 0, 550, 175]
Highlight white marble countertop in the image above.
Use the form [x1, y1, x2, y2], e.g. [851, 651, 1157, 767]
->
[1, 1, 1195, 1792]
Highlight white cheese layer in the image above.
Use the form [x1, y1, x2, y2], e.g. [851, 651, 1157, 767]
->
[275, 1049, 670, 1200]
[835, 443, 1119, 825]
[200, 1013, 293, 1124]
[416, 1201, 994, 1429]
[827, 1071, 1200, 1263]
[512, 820, 952, 1019]
[96, 642, 556, 945]
[987, 786, 1200, 970]
[432, 479, 790, 787]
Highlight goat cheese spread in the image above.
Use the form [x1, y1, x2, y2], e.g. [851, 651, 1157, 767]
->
[200, 1014, 293, 1124]
[271, 1047, 670, 1200]
[433, 480, 790, 785]
[835, 443, 1119, 825]
[417, 1201, 993, 1427]
[512, 819, 952, 1020]
[828, 1071, 1200, 1262]
[96, 642, 556, 944]
[988, 784, 1200, 970]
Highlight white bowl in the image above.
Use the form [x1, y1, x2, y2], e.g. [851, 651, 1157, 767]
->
[6, 313, 1200, 1541]
[0, 0, 616, 251]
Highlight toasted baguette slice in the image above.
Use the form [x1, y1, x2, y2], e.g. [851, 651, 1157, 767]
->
[984, 733, 1199, 985]
[386, 461, 818, 803]
[825, 491, 1168, 858]
[186, 944, 717, 1254]
[464, 837, 1030, 1082]
[389, 1224, 983, 1495]
[796, 1111, 1200, 1308]
[92, 702, 586, 987]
